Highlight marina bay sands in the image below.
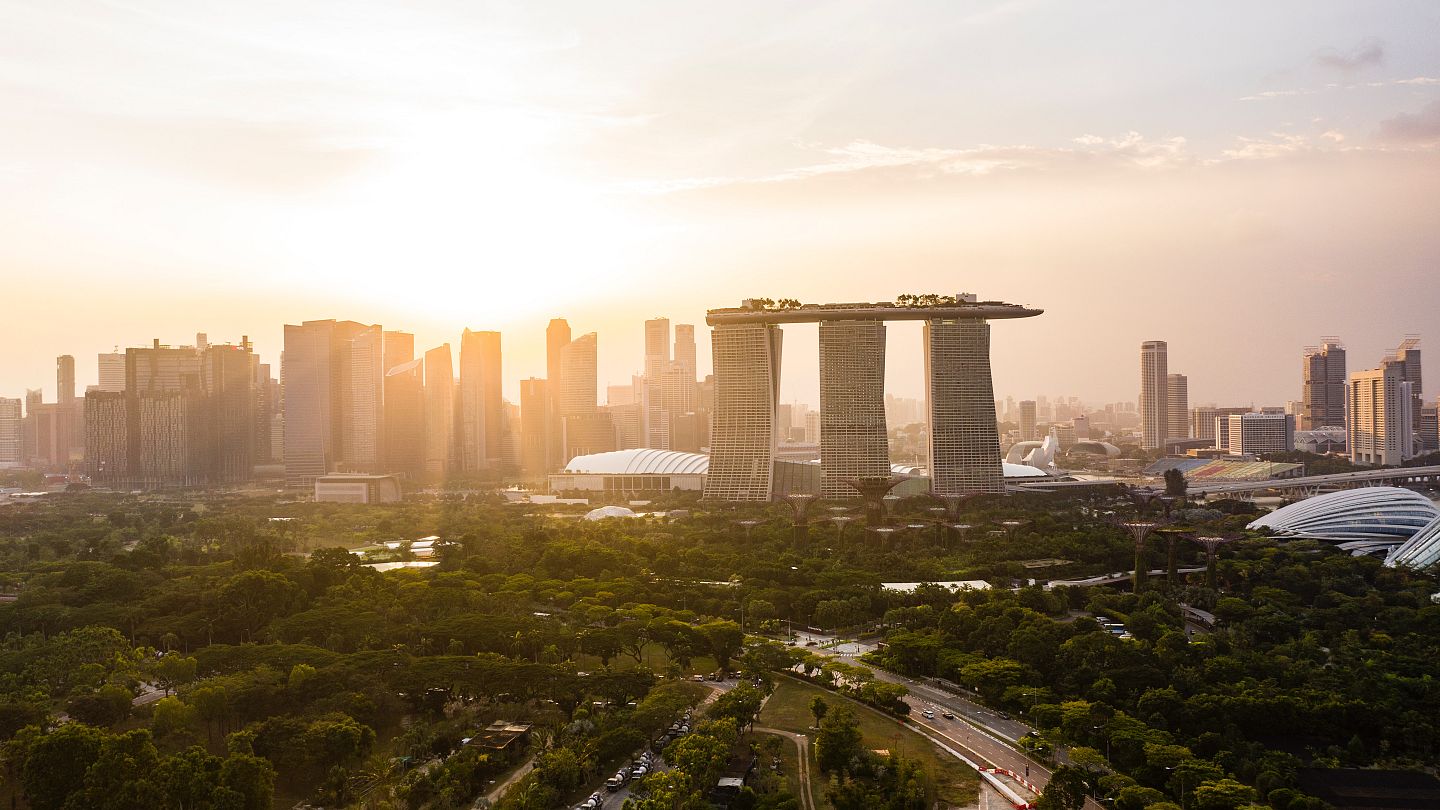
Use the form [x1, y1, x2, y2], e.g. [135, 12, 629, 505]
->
[702, 295, 1043, 502]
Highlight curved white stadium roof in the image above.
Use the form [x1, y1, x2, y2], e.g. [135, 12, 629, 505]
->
[1248, 487, 1440, 545]
[1386, 513, 1440, 569]
[564, 449, 1050, 482]
[564, 449, 710, 476]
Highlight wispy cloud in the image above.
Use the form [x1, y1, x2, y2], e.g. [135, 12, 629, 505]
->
[1314, 38, 1385, 71]
[1378, 99, 1440, 143]
[1240, 76, 1438, 101]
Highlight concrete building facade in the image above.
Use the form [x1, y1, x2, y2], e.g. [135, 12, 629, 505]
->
[818, 320, 889, 497]
[1140, 340, 1168, 450]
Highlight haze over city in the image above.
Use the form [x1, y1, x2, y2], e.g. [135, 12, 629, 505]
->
[3, 1, 1439, 405]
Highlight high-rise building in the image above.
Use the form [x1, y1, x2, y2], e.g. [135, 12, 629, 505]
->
[459, 329, 503, 472]
[383, 357, 425, 478]
[83, 391, 127, 482]
[1349, 363, 1414, 466]
[818, 320, 889, 497]
[1301, 340, 1347, 430]
[1384, 338, 1423, 436]
[90, 337, 258, 488]
[1219, 412, 1295, 454]
[1018, 400, 1037, 441]
[643, 317, 673, 449]
[97, 353, 126, 393]
[383, 331, 414, 375]
[0, 398, 21, 467]
[57, 355, 75, 405]
[546, 318, 573, 469]
[546, 319, 572, 389]
[703, 323, 783, 501]
[558, 333, 598, 417]
[1193, 406, 1250, 444]
[558, 332, 612, 461]
[341, 326, 384, 470]
[1140, 341, 1168, 450]
[672, 324, 698, 413]
[283, 320, 337, 487]
[1166, 373, 1189, 440]
[1419, 400, 1438, 454]
[519, 378, 551, 476]
[926, 318, 1005, 495]
[422, 344, 455, 478]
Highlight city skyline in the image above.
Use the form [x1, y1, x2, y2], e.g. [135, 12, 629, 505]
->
[3, 3, 1439, 406]
[4, 315, 1435, 417]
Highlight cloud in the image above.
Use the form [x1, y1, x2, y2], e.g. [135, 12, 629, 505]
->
[1239, 76, 1439, 102]
[1377, 99, 1440, 143]
[622, 133, 1199, 194]
[1315, 38, 1384, 71]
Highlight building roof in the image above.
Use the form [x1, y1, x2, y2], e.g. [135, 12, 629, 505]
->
[705, 299, 1043, 325]
[1387, 513, 1440, 569]
[1248, 487, 1440, 545]
[564, 449, 710, 476]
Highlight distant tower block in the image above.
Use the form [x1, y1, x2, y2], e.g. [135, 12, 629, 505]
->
[702, 323, 783, 502]
[925, 318, 1004, 495]
[819, 320, 890, 497]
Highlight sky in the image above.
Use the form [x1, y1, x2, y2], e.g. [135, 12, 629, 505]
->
[2, 1, 1438, 409]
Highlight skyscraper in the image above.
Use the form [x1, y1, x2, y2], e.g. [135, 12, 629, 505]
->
[1018, 400, 1037, 441]
[925, 318, 1004, 495]
[0, 398, 21, 467]
[672, 323, 698, 413]
[383, 331, 414, 374]
[97, 353, 126, 393]
[818, 320, 889, 497]
[519, 378, 551, 476]
[1349, 363, 1414, 466]
[422, 344, 455, 477]
[341, 325, 384, 470]
[1140, 341, 1169, 450]
[703, 323, 783, 501]
[1166, 373, 1189, 440]
[56, 355, 75, 405]
[644, 317, 673, 449]
[546, 319, 571, 389]
[283, 320, 337, 487]
[1384, 338, 1423, 437]
[383, 357, 425, 478]
[459, 329, 503, 472]
[1301, 340, 1346, 430]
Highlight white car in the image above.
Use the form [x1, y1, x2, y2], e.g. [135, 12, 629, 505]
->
[922, 709, 936, 719]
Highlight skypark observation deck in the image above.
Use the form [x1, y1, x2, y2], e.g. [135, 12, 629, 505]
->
[704, 300, 1044, 326]
[702, 296, 1043, 502]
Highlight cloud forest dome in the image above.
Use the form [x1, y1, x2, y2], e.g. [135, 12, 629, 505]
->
[1248, 487, 1440, 545]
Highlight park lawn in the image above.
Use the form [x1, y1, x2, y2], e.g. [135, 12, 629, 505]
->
[759, 677, 979, 809]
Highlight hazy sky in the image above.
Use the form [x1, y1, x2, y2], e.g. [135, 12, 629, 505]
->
[3, 1, 1438, 408]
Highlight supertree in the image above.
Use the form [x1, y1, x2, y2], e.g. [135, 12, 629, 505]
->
[1156, 527, 1190, 587]
[1192, 536, 1236, 589]
[784, 494, 818, 543]
[1120, 520, 1161, 592]
[846, 477, 905, 526]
